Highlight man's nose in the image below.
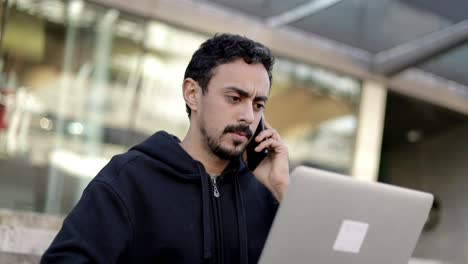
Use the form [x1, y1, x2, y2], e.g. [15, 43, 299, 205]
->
[239, 103, 255, 124]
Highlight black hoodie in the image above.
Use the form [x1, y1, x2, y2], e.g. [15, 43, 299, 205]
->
[41, 131, 278, 263]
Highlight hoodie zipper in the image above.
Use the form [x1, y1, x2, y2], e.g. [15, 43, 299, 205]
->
[210, 175, 223, 263]
[211, 176, 220, 198]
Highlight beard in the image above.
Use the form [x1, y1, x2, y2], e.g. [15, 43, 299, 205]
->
[200, 123, 253, 160]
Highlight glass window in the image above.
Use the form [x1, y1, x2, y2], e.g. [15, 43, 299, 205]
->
[0, 0, 361, 215]
[268, 58, 361, 173]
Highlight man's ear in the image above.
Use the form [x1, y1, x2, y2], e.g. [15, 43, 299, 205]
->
[183, 78, 201, 114]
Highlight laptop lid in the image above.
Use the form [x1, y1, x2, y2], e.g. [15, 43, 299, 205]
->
[259, 166, 433, 264]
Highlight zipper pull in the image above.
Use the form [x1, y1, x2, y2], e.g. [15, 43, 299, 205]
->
[211, 176, 220, 198]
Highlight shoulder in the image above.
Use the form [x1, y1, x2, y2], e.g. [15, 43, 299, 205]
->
[92, 150, 145, 187]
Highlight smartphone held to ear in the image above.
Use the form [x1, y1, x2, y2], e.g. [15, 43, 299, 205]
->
[246, 119, 269, 171]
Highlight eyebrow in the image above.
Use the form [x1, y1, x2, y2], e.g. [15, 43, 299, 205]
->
[224, 86, 269, 102]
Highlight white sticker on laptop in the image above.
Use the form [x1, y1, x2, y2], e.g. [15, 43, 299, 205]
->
[333, 220, 369, 254]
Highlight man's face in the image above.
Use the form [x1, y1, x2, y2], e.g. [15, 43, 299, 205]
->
[196, 58, 270, 160]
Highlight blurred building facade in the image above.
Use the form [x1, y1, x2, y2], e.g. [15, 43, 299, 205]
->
[0, 0, 467, 263]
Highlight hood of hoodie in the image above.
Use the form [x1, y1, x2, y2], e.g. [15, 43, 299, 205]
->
[130, 131, 202, 178]
[131, 130, 246, 179]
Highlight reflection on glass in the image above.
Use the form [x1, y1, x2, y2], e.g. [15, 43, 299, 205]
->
[0, 0, 360, 215]
[268, 58, 360, 172]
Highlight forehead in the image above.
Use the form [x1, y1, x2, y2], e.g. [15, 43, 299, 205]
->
[209, 59, 270, 95]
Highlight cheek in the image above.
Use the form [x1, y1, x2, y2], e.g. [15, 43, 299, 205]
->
[201, 96, 223, 116]
[200, 96, 236, 129]
[203, 101, 226, 121]
[201, 110, 223, 134]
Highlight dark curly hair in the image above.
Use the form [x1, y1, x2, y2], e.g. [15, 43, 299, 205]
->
[184, 33, 275, 117]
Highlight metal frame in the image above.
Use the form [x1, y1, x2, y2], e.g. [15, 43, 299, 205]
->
[265, 0, 344, 27]
[91, 0, 468, 116]
[373, 20, 468, 76]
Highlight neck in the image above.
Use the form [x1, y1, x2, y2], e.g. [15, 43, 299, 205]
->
[180, 125, 229, 176]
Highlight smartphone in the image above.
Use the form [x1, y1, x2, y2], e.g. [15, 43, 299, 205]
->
[246, 118, 269, 171]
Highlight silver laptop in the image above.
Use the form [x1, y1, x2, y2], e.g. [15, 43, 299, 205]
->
[259, 166, 433, 264]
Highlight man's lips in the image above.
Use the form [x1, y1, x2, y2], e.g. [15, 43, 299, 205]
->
[234, 132, 247, 137]
[223, 125, 253, 139]
[230, 132, 249, 140]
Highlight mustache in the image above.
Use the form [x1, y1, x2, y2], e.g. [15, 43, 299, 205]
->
[223, 124, 253, 139]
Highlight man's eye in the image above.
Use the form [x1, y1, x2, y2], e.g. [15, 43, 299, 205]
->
[255, 103, 265, 110]
[229, 96, 241, 102]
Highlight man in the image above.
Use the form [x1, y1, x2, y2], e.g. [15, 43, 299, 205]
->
[41, 33, 289, 263]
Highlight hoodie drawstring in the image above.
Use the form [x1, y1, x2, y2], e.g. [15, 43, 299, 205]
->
[197, 164, 213, 260]
[234, 171, 249, 263]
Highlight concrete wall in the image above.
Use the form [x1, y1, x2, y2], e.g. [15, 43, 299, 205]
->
[0, 209, 62, 263]
[382, 124, 468, 264]
[0, 157, 48, 212]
